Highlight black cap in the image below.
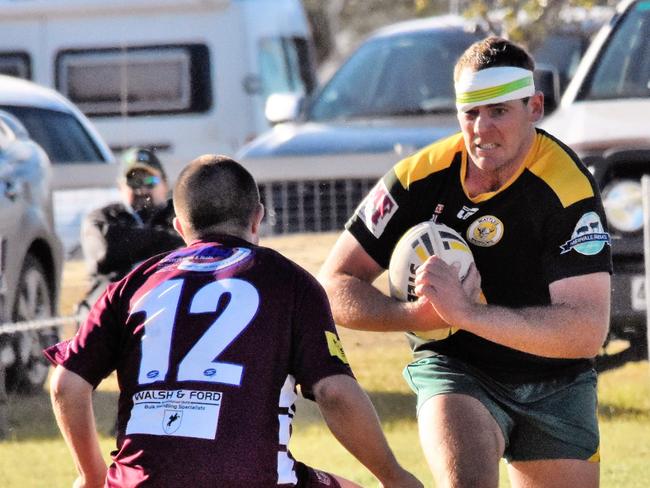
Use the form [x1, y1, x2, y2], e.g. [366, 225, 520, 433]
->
[121, 148, 166, 179]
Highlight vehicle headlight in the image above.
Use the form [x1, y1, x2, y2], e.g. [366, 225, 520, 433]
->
[602, 179, 643, 233]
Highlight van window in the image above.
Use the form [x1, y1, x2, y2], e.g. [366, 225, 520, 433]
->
[581, 2, 650, 100]
[258, 37, 315, 97]
[0, 52, 31, 79]
[0, 105, 104, 163]
[56, 44, 212, 116]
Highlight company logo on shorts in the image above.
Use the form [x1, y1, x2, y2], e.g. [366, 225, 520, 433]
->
[359, 181, 398, 238]
[466, 215, 504, 247]
[560, 212, 610, 255]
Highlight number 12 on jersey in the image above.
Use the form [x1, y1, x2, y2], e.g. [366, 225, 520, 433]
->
[131, 278, 260, 386]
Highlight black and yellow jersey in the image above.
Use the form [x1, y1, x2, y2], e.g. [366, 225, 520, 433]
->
[347, 128, 612, 382]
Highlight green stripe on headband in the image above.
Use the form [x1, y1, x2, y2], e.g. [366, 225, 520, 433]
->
[456, 76, 533, 104]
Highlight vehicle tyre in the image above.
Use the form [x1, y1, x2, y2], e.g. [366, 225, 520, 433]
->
[5, 255, 58, 394]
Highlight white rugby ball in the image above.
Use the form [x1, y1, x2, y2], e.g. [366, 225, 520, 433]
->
[388, 221, 474, 340]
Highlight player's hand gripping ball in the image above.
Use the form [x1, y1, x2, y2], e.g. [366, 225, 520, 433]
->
[388, 221, 475, 340]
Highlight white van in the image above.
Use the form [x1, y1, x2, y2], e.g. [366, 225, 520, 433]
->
[0, 0, 316, 182]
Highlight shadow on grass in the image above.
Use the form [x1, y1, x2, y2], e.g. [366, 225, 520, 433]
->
[598, 402, 650, 421]
[2, 390, 119, 441]
[294, 390, 417, 427]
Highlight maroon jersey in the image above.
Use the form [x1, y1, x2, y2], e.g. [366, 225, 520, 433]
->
[45, 235, 353, 488]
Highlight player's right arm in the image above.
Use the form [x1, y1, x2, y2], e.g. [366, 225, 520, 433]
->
[318, 230, 447, 333]
[50, 365, 106, 488]
[313, 374, 422, 488]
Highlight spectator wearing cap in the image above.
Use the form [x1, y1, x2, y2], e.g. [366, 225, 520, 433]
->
[77, 148, 184, 324]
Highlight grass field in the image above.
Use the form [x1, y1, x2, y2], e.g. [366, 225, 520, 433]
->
[1, 232, 649, 487]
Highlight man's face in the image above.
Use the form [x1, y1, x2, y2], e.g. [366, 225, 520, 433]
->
[120, 169, 168, 213]
[457, 90, 543, 175]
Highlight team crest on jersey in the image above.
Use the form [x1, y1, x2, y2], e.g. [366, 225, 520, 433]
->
[358, 181, 398, 238]
[466, 215, 504, 247]
[163, 410, 183, 434]
[560, 212, 610, 256]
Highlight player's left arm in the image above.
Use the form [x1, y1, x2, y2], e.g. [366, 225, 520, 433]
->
[415, 259, 610, 358]
[50, 365, 107, 488]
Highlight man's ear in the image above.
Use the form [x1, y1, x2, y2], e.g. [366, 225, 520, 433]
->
[529, 91, 545, 122]
[251, 203, 265, 237]
[173, 217, 185, 238]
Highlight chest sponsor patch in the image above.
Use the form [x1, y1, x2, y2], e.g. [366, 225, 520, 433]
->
[560, 212, 610, 256]
[126, 389, 223, 440]
[466, 215, 504, 247]
[358, 181, 398, 238]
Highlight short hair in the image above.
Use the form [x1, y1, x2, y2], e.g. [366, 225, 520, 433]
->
[173, 155, 260, 236]
[454, 36, 535, 82]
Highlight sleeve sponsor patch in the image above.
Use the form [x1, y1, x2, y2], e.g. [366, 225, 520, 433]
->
[357, 180, 398, 238]
[325, 331, 349, 365]
[560, 212, 610, 256]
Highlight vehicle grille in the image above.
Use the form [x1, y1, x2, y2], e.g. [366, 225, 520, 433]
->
[259, 178, 376, 235]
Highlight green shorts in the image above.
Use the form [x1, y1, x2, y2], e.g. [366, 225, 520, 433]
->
[403, 355, 600, 463]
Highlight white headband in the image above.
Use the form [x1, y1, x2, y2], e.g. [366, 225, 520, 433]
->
[455, 66, 535, 112]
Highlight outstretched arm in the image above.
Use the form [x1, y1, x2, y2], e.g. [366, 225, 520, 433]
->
[50, 366, 106, 488]
[313, 374, 422, 488]
[318, 231, 447, 333]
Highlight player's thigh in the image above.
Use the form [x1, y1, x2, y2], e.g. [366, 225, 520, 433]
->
[418, 393, 505, 485]
[507, 458, 599, 488]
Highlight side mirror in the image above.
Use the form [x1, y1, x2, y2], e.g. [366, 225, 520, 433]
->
[264, 92, 303, 125]
[534, 64, 561, 115]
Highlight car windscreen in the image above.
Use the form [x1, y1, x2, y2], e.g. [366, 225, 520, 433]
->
[307, 30, 479, 121]
[0, 105, 105, 163]
[580, 1, 650, 101]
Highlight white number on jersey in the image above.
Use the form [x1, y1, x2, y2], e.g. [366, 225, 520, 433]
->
[132, 277, 260, 386]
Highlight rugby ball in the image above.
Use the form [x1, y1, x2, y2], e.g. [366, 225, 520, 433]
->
[388, 221, 474, 340]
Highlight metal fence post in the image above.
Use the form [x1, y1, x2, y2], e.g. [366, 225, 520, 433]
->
[641, 175, 650, 360]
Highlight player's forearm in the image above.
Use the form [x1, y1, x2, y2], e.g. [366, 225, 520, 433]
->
[323, 273, 447, 332]
[314, 376, 413, 485]
[50, 367, 107, 486]
[460, 301, 608, 358]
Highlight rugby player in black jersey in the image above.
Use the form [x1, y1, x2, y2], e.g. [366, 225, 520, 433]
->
[320, 37, 611, 488]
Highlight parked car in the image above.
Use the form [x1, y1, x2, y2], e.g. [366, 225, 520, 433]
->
[0, 74, 117, 255]
[540, 0, 650, 369]
[237, 15, 485, 234]
[0, 108, 63, 393]
[237, 15, 558, 235]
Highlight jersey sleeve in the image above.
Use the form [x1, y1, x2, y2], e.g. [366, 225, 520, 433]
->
[289, 270, 354, 399]
[43, 282, 123, 388]
[541, 194, 613, 284]
[345, 169, 414, 269]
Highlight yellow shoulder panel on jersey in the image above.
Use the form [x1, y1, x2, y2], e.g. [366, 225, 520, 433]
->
[394, 133, 464, 189]
[528, 133, 594, 208]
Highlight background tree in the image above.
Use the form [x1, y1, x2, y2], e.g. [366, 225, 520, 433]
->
[302, 0, 614, 71]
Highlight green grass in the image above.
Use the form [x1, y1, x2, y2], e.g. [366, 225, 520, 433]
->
[1, 356, 648, 487]
[3, 252, 649, 486]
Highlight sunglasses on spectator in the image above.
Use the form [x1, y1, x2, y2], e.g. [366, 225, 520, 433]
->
[126, 174, 162, 189]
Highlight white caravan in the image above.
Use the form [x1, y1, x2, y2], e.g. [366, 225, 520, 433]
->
[0, 0, 316, 182]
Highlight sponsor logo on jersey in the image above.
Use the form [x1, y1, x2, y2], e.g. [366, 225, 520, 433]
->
[163, 409, 183, 434]
[466, 215, 504, 247]
[325, 331, 349, 364]
[176, 246, 252, 272]
[358, 181, 398, 238]
[560, 212, 610, 256]
[457, 205, 479, 220]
